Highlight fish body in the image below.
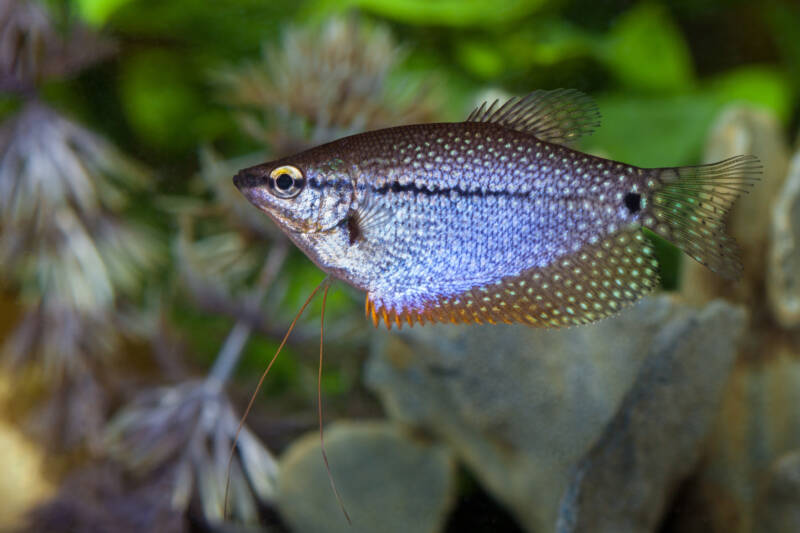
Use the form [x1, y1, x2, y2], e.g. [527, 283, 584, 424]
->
[234, 89, 760, 328]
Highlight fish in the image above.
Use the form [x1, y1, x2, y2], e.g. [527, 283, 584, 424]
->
[233, 88, 761, 329]
[228, 88, 760, 522]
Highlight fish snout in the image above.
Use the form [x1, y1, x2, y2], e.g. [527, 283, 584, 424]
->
[233, 165, 269, 194]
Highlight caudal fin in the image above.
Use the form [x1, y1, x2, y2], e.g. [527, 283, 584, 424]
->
[642, 155, 761, 280]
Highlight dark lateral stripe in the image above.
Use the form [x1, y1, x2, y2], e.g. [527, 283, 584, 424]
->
[308, 176, 533, 198]
[372, 181, 532, 198]
[308, 178, 343, 190]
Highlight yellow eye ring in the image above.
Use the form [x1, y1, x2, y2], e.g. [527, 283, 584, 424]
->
[269, 165, 305, 199]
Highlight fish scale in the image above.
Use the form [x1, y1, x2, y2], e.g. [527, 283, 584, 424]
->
[233, 89, 761, 329]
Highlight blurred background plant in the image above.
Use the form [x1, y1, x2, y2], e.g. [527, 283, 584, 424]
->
[0, 0, 798, 531]
[0, 0, 156, 452]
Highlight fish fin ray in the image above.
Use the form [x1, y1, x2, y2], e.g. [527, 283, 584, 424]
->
[349, 193, 393, 244]
[642, 155, 761, 281]
[367, 228, 659, 330]
[465, 89, 601, 145]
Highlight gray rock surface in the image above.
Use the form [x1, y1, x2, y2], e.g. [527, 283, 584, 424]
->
[276, 421, 456, 533]
[663, 107, 800, 533]
[556, 301, 745, 533]
[366, 295, 746, 532]
[668, 347, 800, 533]
[768, 151, 800, 328]
[758, 450, 800, 533]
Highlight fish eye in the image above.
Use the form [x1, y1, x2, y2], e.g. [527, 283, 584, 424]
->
[268, 165, 305, 199]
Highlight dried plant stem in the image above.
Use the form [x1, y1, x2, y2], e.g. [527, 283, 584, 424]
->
[206, 240, 288, 389]
[207, 321, 252, 387]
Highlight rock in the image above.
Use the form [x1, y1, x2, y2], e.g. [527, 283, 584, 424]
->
[667, 346, 800, 533]
[660, 105, 800, 533]
[757, 450, 800, 533]
[366, 295, 746, 532]
[681, 106, 790, 306]
[556, 301, 745, 533]
[768, 151, 800, 328]
[276, 421, 456, 533]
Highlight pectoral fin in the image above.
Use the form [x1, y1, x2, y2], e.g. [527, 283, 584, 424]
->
[347, 194, 394, 245]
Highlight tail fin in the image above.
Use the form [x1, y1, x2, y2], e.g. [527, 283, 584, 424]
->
[642, 155, 761, 280]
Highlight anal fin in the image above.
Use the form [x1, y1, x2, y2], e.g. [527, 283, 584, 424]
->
[366, 228, 660, 330]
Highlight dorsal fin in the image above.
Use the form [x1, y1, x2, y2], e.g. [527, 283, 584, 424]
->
[465, 89, 601, 145]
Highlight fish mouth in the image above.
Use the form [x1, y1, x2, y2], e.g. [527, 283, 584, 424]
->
[233, 166, 273, 211]
[233, 167, 264, 193]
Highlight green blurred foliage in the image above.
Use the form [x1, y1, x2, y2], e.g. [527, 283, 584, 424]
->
[764, 0, 800, 87]
[589, 93, 719, 167]
[119, 50, 209, 151]
[74, 0, 133, 25]
[61, 0, 798, 173]
[709, 66, 793, 120]
[305, 0, 549, 27]
[601, 3, 694, 92]
[107, 0, 297, 56]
